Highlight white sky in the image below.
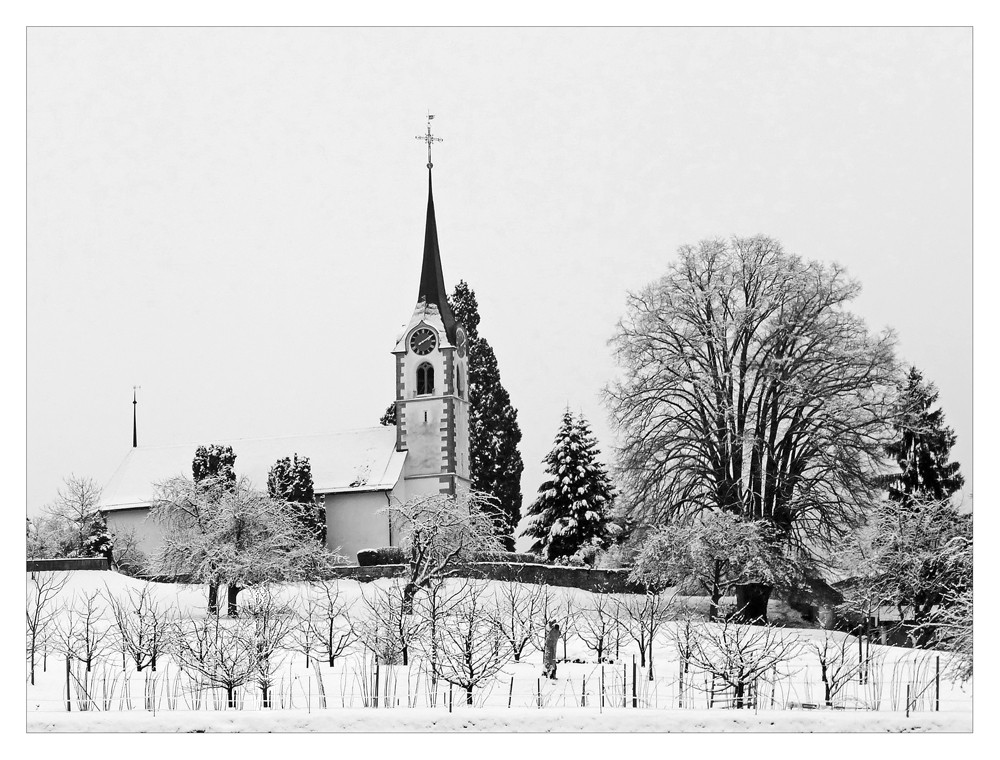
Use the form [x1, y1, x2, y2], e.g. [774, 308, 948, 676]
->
[26, 27, 972, 538]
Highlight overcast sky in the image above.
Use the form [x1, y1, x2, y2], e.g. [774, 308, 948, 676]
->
[27, 27, 972, 541]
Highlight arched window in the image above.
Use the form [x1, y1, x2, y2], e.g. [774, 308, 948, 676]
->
[457, 366, 464, 398]
[416, 362, 435, 396]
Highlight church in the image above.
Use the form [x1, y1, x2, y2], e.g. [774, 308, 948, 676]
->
[101, 127, 471, 563]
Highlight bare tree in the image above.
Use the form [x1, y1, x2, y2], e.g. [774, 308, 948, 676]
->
[667, 607, 700, 707]
[26, 571, 68, 685]
[54, 590, 110, 673]
[432, 582, 513, 705]
[173, 613, 255, 709]
[104, 583, 173, 672]
[386, 490, 504, 613]
[616, 591, 674, 671]
[686, 618, 803, 708]
[357, 581, 422, 666]
[606, 237, 900, 585]
[576, 593, 619, 663]
[489, 582, 544, 662]
[243, 586, 295, 708]
[42, 475, 107, 558]
[806, 630, 863, 707]
[416, 578, 476, 705]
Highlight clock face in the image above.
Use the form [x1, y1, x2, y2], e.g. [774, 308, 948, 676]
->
[456, 327, 468, 358]
[409, 327, 437, 355]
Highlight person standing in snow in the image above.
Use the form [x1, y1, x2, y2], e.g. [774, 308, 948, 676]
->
[543, 620, 561, 679]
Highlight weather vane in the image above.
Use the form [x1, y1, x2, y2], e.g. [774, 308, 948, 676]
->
[415, 113, 443, 168]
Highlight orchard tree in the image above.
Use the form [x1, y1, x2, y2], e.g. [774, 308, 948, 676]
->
[521, 410, 615, 562]
[449, 281, 525, 551]
[884, 367, 964, 505]
[606, 236, 900, 608]
[268, 454, 325, 544]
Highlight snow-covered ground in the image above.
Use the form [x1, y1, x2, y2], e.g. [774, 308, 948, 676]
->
[28, 707, 970, 732]
[26, 571, 972, 732]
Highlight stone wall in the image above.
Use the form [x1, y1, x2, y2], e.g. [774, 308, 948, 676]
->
[27, 557, 111, 572]
[325, 562, 646, 594]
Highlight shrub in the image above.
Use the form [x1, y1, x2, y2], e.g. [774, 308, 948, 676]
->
[357, 547, 406, 566]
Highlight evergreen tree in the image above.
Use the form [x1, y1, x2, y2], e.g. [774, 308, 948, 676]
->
[268, 454, 325, 544]
[521, 410, 615, 562]
[192, 444, 237, 485]
[380, 403, 396, 426]
[450, 281, 525, 551]
[884, 367, 964, 505]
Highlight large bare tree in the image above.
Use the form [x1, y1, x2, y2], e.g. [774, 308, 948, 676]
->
[606, 236, 899, 553]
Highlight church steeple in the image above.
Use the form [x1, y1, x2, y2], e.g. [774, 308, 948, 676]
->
[417, 169, 457, 342]
[392, 116, 471, 494]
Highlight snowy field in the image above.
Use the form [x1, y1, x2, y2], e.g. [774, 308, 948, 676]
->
[26, 571, 972, 732]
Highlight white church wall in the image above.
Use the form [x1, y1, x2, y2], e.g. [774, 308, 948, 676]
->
[105, 507, 161, 561]
[324, 490, 392, 564]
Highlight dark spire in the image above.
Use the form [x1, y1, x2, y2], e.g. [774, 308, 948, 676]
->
[132, 387, 138, 448]
[418, 168, 457, 341]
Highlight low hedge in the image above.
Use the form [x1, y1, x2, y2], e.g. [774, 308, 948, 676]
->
[357, 547, 406, 566]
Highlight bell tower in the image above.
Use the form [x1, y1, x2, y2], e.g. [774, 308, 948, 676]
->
[391, 120, 470, 496]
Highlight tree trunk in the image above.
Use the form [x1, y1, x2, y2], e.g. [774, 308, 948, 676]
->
[227, 585, 241, 617]
[208, 584, 219, 615]
[466, 685, 474, 705]
[312, 659, 327, 709]
[733, 583, 771, 624]
[402, 582, 417, 615]
[709, 560, 723, 621]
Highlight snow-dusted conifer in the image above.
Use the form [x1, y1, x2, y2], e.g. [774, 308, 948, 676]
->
[268, 454, 325, 544]
[521, 410, 615, 561]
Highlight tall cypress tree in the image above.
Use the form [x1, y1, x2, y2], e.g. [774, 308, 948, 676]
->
[450, 280, 524, 551]
[521, 410, 614, 561]
[268, 454, 325, 544]
[884, 367, 964, 505]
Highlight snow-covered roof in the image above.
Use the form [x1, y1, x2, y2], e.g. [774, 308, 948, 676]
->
[100, 427, 406, 512]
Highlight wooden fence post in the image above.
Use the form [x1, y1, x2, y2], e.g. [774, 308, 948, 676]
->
[906, 684, 911, 718]
[935, 657, 940, 712]
[65, 656, 71, 712]
[600, 665, 605, 711]
[632, 656, 638, 708]
[508, 676, 514, 709]
[582, 675, 587, 708]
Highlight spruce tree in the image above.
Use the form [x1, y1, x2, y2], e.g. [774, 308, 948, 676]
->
[449, 280, 525, 551]
[884, 367, 964, 505]
[522, 410, 615, 561]
[268, 454, 325, 544]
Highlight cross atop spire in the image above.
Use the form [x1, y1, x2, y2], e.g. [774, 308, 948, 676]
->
[415, 113, 443, 168]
